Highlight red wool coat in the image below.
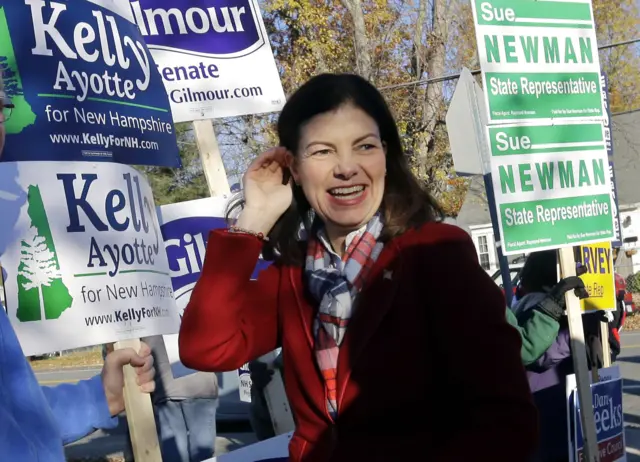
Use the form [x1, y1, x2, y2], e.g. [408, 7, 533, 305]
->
[179, 222, 538, 461]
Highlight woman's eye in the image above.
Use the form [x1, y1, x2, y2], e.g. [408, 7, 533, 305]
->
[359, 144, 377, 151]
[311, 149, 331, 156]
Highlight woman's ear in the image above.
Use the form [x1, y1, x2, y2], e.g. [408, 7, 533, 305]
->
[286, 151, 300, 185]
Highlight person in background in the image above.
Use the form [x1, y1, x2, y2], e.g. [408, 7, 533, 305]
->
[506, 277, 587, 366]
[513, 251, 592, 462]
[0, 76, 156, 461]
[609, 271, 627, 361]
[180, 73, 537, 461]
[143, 335, 219, 462]
[106, 337, 219, 462]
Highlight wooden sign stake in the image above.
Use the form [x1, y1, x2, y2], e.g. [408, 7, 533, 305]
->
[115, 338, 163, 462]
[601, 322, 611, 368]
[193, 120, 230, 197]
[558, 247, 600, 462]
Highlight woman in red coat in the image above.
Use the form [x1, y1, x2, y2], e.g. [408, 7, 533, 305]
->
[179, 73, 537, 461]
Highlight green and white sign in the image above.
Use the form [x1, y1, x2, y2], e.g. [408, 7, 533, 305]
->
[488, 122, 615, 254]
[471, 0, 604, 123]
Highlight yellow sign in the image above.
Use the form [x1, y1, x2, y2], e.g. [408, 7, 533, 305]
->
[577, 242, 616, 312]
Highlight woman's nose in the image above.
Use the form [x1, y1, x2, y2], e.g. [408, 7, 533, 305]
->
[333, 154, 358, 180]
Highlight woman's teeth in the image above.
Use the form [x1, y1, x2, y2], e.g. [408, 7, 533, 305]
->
[329, 186, 365, 199]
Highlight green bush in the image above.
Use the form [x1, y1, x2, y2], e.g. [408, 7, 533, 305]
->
[627, 273, 640, 294]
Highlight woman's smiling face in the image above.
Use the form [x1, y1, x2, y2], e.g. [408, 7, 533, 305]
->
[290, 103, 386, 238]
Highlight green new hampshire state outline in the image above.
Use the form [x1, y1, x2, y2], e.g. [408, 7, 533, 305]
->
[16, 185, 73, 322]
[0, 6, 36, 134]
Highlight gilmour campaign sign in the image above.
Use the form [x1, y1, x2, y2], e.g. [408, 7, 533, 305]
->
[157, 196, 270, 377]
[0, 0, 180, 167]
[131, 0, 285, 122]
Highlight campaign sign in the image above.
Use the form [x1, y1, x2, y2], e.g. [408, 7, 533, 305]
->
[577, 241, 616, 312]
[487, 121, 615, 255]
[0, 0, 180, 167]
[238, 362, 252, 402]
[470, 0, 604, 124]
[600, 73, 621, 247]
[567, 366, 625, 462]
[573, 378, 625, 462]
[0, 161, 181, 356]
[157, 196, 270, 377]
[131, 0, 285, 122]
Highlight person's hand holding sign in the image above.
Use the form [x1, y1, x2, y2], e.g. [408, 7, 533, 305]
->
[535, 277, 590, 322]
[102, 342, 156, 416]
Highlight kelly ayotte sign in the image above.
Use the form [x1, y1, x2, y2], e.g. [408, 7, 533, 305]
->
[0, 0, 180, 166]
[131, 0, 286, 122]
[0, 162, 180, 356]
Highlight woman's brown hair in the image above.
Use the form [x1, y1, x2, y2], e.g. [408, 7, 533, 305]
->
[227, 73, 443, 265]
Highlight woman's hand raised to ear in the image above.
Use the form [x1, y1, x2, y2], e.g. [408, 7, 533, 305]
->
[235, 147, 294, 236]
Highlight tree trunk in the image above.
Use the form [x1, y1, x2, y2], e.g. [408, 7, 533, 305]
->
[412, 0, 428, 80]
[405, 0, 428, 146]
[38, 285, 45, 321]
[415, 0, 448, 181]
[340, 0, 373, 81]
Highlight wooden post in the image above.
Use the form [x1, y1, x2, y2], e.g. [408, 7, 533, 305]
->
[558, 247, 600, 462]
[192, 118, 295, 436]
[193, 120, 231, 197]
[601, 322, 611, 368]
[114, 338, 163, 462]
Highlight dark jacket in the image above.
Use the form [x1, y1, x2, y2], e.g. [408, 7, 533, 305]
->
[180, 223, 538, 461]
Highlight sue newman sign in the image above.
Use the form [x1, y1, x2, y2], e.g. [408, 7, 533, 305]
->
[0, 0, 180, 167]
[0, 161, 180, 356]
[487, 121, 615, 254]
[470, 0, 605, 123]
[131, 0, 285, 122]
[157, 196, 269, 377]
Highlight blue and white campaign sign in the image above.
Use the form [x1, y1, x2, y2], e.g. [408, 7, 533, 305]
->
[238, 362, 252, 403]
[157, 196, 270, 377]
[0, 162, 181, 356]
[0, 0, 180, 167]
[567, 366, 626, 462]
[131, 0, 285, 122]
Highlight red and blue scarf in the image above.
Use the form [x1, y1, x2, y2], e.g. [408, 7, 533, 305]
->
[305, 214, 384, 419]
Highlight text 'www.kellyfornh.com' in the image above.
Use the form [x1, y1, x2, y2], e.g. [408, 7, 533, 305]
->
[49, 133, 160, 150]
[84, 307, 171, 326]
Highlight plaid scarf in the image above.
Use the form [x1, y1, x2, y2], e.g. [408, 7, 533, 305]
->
[305, 214, 384, 419]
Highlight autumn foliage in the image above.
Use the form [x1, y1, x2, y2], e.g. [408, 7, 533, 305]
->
[155, 1, 639, 216]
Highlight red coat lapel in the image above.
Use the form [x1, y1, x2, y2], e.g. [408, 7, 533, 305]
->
[335, 242, 403, 409]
